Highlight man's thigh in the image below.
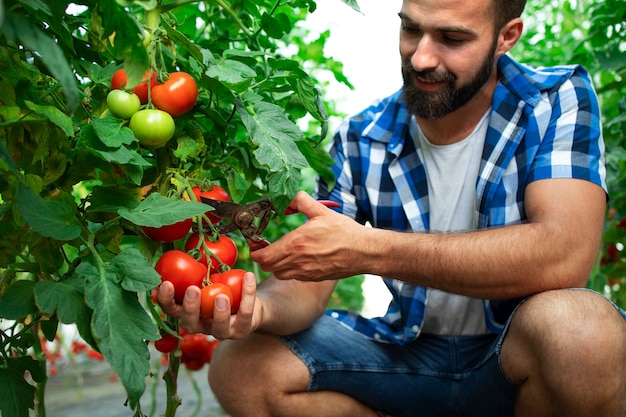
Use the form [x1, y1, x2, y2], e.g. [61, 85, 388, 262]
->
[280, 315, 517, 417]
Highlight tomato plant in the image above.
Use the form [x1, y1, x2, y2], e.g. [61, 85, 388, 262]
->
[106, 89, 141, 119]
[111, 68, 157, 104]
[142, 218, 193, 242]
[155, 250, 208, 303]
[212, 269, 246, 314]
[129, 108, 176, 148]
[184, 232, 238, 273]
[152, 72, 198, 117]
[0, 0, 360, 416]
[199, 283, 233, 318]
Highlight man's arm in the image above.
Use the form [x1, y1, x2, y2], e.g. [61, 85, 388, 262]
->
[252, 179, 606, 300]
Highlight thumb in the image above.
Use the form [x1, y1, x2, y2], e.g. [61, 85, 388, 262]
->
[288, 191, 331, 219]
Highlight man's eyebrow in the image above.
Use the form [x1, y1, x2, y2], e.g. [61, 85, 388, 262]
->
[397, 12, 478, 36]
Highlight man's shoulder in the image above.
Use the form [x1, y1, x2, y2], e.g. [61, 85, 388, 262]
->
[341, 89, 412, 143]
[497, 55, 591, 103]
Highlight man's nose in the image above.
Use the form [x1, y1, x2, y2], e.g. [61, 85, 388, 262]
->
[410, 35, 440, 72]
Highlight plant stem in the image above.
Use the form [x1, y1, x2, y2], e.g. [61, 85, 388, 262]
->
[163, 318, 182, 417]
[31, 326, 48, 417]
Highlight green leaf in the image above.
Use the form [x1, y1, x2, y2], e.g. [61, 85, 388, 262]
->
[237, 99, 308, 173]
[0, 358, 38, 417]
[0, 280, 36, 320]
[294, 74, 328, 122]
[35, 278, 89, 325]
[110, 248, 161, 292]
[118, 193, 210, 227]
[23, 100, 75, 137]
[162, 21, 204, 65]
[79, 124, 151, 167]
[205, 58, 257, 90]
[89, 186, 141, 213]
[16, 182, 82, 241]
[79, 259, 159, 408]
[3, 13, 79, 111]
[92, 117, 136, 147]
[340, 0, 361, 12]
[35, 275, 98, 348]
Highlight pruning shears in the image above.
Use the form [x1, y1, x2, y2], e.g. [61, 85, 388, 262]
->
[200, 197, 340, 251]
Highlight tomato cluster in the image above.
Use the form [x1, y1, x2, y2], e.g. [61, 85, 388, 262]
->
[153, 331, 220, 372]
[107, 68, 198, 148]
[145, 185, 247, 318]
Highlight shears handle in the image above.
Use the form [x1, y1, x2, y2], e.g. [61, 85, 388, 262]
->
[248, 238, 271, 251]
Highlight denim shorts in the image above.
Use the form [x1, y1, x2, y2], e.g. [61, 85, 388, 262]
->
[279, 290, 626, 417]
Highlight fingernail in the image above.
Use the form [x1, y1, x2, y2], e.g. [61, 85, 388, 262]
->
[186, 288, 198, 300]
[216, 296, 228, 311]
[245, 273, 255, 285]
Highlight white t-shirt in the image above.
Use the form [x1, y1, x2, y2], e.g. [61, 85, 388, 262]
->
[412, 111, 491, 335]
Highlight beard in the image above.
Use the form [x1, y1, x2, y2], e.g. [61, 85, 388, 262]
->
[401, 39, 498, 120]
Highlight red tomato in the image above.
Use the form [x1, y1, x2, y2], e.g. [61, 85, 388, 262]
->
[154, 333, 179, 353]
[191, 185, 230, 224]
[180, 334, 210, 358]
[155, 250, 207, 303]
[111, 68, 157, 104]
[182, 357, 205, 371]
[184, 232, 238, 273]
[199, 283, 233, 318]
[202, 340, 220, 364]
[151, 72, 198, 117]
[211, 269, 245, 314]
[142, 218, 193, 242]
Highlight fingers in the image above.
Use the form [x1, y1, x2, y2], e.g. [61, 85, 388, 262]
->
[160, 272, 258, 340]
[289, 191, 335, 219]
[212, 272, 257, 340]
[157, 281, 182, 317]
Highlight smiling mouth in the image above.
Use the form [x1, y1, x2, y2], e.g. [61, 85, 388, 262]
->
[414, 75, 446, 90]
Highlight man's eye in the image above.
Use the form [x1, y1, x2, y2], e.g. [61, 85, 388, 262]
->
[401, 24, 421, 35]
[443, 36, 465, 45]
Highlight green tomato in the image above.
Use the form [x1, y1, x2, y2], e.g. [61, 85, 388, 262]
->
[129, 109, 176, 148]
[106, 90, 141, 119]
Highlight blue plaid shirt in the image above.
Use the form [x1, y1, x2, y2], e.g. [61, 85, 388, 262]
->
[318, 54, 607, 344]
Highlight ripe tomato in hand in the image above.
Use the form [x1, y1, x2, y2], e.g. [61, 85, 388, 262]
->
[154, 333, 179, 353]
[142, 218, 193, 242]
[184, 232, 238, 273]
[155, 250, 207, 303]
[106, 90, 141, 119]
[191, 185, 230, 224]
[211, 269, 246, 314]
[151, 72, 198, 117]
[199, 283, 233, 318]
[129, 109, 176, 148]
[111, 68, 157, 104]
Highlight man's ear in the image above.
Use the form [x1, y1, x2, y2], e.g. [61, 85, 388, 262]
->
[497, 18, 524, 56]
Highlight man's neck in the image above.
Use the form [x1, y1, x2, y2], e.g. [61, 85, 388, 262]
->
[416, 74, 497, 146]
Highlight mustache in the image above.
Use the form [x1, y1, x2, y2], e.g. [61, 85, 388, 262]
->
[401, 61, 456, 83]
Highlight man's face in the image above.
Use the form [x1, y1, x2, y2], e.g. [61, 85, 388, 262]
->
[398, 0, 500, 120]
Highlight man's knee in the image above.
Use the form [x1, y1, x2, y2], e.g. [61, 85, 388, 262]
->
[502, 289, 626, 389]
[208, 333, 311, 410]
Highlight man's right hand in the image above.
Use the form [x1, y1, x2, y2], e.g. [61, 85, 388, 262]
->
[157, 271, 261, 340]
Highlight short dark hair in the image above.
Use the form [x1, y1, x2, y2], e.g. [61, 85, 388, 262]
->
[494, 0, 527, 30]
